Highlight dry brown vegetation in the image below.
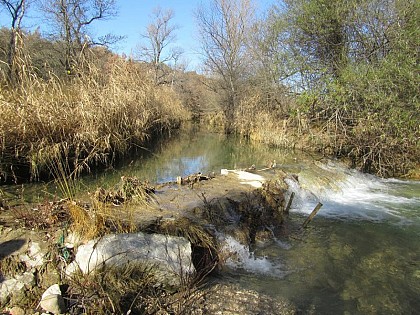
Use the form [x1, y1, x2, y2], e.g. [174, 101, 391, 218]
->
[64, 262, 205, 314]
[232, 76, 419, 178]
[233, 86, 309, 149]
[0, 49, 188, 183]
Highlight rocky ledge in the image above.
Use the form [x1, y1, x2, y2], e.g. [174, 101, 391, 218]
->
[0, 168, 296, 314]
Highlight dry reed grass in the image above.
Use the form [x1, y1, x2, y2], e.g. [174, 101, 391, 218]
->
[66, 196, 146, 241]
[0, 50, 188, 182]
[234, 88, 308, 149]
[66, 261, 203, 314]
[233, 86, 339, 155]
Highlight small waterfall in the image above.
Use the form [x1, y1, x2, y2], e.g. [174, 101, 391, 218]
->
[285, 161, 420, 224]
[218, 235, 286, 277]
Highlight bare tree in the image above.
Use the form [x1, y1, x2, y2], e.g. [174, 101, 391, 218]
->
[0, 0, 30, 82]
[137, 6, 181, 85]
[195, 0, 255, 133]
[42, 0, 120, 73]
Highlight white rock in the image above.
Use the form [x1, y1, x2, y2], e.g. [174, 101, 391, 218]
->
[41, 283, 62, 298]
[0, 272, 34, 304]
[40, 284, 66, 314]
[66, 232, 195, 287]
[232, 170, 265, 188]
[19, 242, 44, 268]
[64, 231, 82, 249]
[221, 169, 229, 175]
[40, 294, 66, 314]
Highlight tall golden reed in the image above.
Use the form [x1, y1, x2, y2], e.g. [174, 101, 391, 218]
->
[0, 51, 188, 182]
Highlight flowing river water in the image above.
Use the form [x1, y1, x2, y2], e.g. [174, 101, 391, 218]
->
[4, 128, 420, 314]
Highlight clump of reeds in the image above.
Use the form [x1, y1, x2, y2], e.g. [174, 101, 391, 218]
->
[66, 201, 107, 239]
[0, 48, 188, 182]
[94, 176, 155, 206]
[234, 87, 306, 148]
[65, 194, 142, 241]
[72, 175, 157, 238]
[66, 262, 203, 314]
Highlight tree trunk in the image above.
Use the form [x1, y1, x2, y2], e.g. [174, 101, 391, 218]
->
[6, 28, 17, 83]
[224, 93, 235, 134]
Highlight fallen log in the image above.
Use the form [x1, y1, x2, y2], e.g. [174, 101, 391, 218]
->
[176, 172, 212, 187]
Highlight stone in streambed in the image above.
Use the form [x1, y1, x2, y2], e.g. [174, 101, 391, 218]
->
[9, 306, 25, 315]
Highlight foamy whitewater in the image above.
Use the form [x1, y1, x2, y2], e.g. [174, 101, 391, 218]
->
[217, 161, 420, 275]
[285, 161, 420, 224]
[219, 235, 286, 277]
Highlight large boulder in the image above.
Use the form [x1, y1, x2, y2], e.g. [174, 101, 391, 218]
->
[66, 232, 195, 288]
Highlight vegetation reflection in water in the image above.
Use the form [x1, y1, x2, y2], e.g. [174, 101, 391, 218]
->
[79, 127, 310, 191]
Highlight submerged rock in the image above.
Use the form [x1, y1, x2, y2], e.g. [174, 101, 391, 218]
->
[66, 232, 195, 288]
[200, 283, 295, 315]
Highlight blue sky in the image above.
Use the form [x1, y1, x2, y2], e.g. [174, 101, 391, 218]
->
[94, 0, 276, 70]
[1, 0, 276, 71]
[94, 0, 203, 69]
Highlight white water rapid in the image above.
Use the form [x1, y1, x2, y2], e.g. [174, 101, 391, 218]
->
[218, 235, 287, 277]
[285, 160, 420, 224]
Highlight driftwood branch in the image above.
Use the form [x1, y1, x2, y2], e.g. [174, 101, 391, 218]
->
[302, 202, 323, 228]
[285, 192, 295, 215]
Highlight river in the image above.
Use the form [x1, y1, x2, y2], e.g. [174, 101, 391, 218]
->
[3, 128, 420, 314]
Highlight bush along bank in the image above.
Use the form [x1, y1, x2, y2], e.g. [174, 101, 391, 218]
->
[231, 83, 419, 179]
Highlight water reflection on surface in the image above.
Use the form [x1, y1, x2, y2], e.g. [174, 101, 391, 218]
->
[80, 127, 311, 190]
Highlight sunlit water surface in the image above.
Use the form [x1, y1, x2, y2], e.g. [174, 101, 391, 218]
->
[4, 128, 419, 313]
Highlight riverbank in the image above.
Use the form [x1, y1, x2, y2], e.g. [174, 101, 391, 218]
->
[203, 105, 419, 179]
[0, 55, 188, 184]
[0, 168, 296, 314]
